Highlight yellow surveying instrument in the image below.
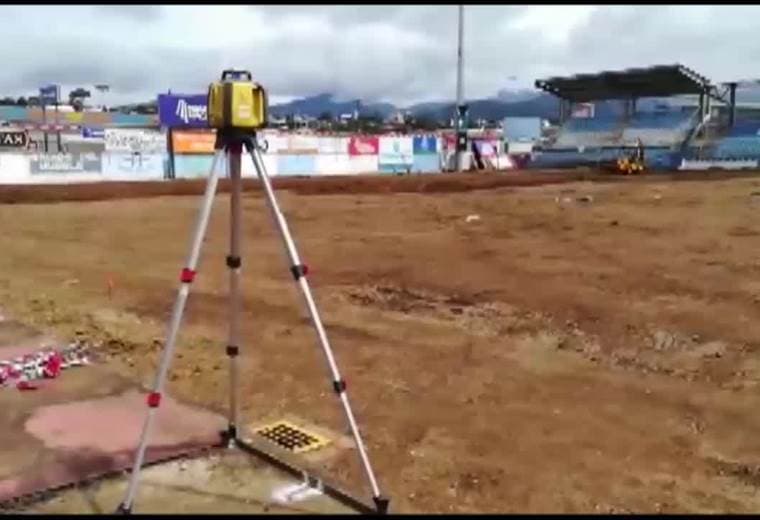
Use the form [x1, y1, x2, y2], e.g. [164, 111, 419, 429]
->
[207, 69, 268, 130]
[116, 69, 389, 516]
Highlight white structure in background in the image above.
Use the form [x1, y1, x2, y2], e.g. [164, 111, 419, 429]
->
[502, 116, 542, 154]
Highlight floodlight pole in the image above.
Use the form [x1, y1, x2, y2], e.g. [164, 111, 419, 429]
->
[454, 4, 468, 173]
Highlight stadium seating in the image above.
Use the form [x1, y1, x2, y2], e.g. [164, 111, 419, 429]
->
[710, 136, 760, 159]
[552, 116, 623, 148]
[728, 120, 760, 137]
[620, 110, 697, 147]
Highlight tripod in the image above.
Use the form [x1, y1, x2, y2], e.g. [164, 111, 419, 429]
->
[116, 130, 388, 514]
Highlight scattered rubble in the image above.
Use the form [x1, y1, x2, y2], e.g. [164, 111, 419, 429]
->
[0, 342, 91, 391]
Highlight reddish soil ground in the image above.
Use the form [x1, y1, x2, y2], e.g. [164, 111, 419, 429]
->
[2, 169, 760, 513]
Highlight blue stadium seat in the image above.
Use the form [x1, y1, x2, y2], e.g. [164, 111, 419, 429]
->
[711, 136, 760, 159]
[728, 120, 760, 137]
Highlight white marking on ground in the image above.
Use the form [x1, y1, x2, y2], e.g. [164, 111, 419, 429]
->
[271, 482, 324, 504]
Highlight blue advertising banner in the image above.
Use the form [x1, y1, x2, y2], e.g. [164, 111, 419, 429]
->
[82, 127, 105, 139]
[413, 135, 438, 155]
[39, 84, 59, 104]
[157, 94, 208, 128]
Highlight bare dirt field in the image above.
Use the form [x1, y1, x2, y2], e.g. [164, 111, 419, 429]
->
[3, 170, 760, 513]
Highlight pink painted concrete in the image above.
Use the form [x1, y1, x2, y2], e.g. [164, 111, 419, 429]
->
[25, 390, 224, 452]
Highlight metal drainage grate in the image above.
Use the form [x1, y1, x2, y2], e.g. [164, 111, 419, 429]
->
[255, 421, 330, 454]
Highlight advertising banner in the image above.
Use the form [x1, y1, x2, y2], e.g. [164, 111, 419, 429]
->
[29, 153, 102, 175]
[348, 136, 379, 156]
[411, 155, 441, 173]
[317, 137, 350, 155]
[315, 154, 354, 176]
[0, 154, 31, 184]
[174, 155, 227, 179]
[282, 135, 319, 155]
[157, 94, 208, 128]
[174, 155, 219, 179]
[259, 133, 287, 154]
[105, 129, 166, 153]
[474, 139, 499, 157]
[172, 130, 216, 154]
[82, 127, 105, 139]
[0, 130, 29, 149]
[442, 133, 457, 150]
[39, 84, 60, 105]
[378, 136, 413, 166]
[277, 155, 316, 176]
[313, 155, 379, 175]
[241, 153, 278, 178]
[413, 135, 439, 155]
[102, 153, 166, 180]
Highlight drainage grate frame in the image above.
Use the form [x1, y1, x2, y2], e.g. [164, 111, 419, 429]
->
[254, 421, 330, 454]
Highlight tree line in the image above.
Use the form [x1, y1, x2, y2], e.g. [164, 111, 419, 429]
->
[0, 88, 98, 112]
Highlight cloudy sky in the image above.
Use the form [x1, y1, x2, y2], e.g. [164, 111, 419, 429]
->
[1, 5, 760, 107]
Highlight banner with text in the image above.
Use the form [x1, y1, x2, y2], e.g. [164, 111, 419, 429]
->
[102, 153, 166, 180]
[30, 153, 102, 175]
[172, 131, 216, 154]
[105, 129, 166, 153]
[158, 94, 208, 128]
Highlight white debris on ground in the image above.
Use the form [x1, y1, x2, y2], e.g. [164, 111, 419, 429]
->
[271, 482, 325, 504]
[465, 214, 481, 223]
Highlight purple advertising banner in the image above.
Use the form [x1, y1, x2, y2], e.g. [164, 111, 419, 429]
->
[157, 94, 208, 128]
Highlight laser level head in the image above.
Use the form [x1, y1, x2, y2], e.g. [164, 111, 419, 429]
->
[208, 69, 268, 131]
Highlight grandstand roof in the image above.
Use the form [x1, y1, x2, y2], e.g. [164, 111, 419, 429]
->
[535, 64, 712, 102]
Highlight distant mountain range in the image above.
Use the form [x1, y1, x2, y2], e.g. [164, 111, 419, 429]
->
[269, 91, 565, 122]
[269, 84, 760, 123]
[268, 92, 627, 123]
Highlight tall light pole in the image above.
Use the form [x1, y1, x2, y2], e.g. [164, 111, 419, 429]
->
[95, 84, 110, 112]
[454, 5, 468, 172]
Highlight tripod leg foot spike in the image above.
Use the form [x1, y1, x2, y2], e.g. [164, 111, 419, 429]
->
[226, 424, 237, 444]
[115, 503, 132, 515]
[373, 495, 390, 515]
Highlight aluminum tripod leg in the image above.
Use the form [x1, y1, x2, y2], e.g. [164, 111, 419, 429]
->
[245, 141, 389, 513]
[116, 148, 226, 514]
[225, 143, 243, 443]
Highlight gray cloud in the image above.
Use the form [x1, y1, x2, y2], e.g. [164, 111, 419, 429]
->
[1, 5, 759, 106]
[94, 5, 164, 21]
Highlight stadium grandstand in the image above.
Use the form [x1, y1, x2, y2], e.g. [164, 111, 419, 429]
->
[530, 64, 760, 170]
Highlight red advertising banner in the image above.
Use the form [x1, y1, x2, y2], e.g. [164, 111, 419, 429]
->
[348, 136, 379, 156]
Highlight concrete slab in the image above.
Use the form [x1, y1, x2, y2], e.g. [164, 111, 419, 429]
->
[26, 452, 358, 514]
[0, 316, 361, 514]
